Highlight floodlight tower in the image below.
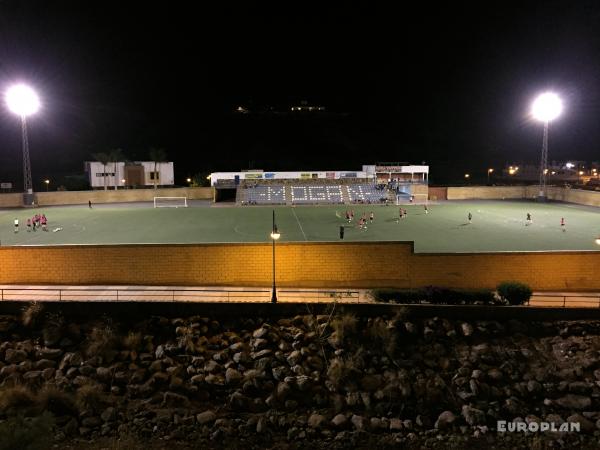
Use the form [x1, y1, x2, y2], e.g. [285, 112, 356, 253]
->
[5, 84, 40, 205]
[531, 92, 562, 201]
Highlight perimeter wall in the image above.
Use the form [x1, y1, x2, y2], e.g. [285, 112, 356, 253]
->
[1, 242, 599, 290]
[0, 187, 214, 207]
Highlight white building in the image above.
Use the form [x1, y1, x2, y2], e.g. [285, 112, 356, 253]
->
[210, 164, 428, 186]
[85, 161, 175, 189]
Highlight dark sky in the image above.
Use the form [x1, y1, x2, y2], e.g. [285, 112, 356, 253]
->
[0, 1, 599, 187]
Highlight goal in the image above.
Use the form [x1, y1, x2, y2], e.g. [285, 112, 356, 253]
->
[396, 193, 428, 205]
[153, 197, 188, 208]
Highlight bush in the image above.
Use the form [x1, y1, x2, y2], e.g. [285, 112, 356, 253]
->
[496, 281, 532, 305]
[372, 288, 495, 305]
[371, 289, 425, 304]
[21, 302, 43, 328]
[86, 323, 118, 360]
[0, 385, 37, 415]
[75, 382, 105, 413]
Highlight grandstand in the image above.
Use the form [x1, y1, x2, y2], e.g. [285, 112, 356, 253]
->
[211, 163, 428, 205]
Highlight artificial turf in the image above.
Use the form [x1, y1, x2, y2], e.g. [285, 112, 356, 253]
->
[1, 200, 599, 253]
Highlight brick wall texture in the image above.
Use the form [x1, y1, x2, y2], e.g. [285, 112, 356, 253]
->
[1, 242, 599, 290]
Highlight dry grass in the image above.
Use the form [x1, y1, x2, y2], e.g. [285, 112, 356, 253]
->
[86, 324, 118, 359]
[21, 301, 43, 327]
[177, 326, 198, 353]
[331, 313, 358, 342]
[326, 348, 365, 390]
[122, 331, 142, 351]
[75, 382, 105, 413]
[366, 318, 397, 356]
[0, 384, 37, 412]
[37, 385, 78, 417]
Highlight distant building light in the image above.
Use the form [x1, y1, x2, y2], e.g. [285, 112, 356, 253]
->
[579, 171, 584, 175]
[566, 162, 574, 169]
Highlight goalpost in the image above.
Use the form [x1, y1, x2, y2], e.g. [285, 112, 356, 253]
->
[153, 197, 188, 208]
[396, 193, 428, 205]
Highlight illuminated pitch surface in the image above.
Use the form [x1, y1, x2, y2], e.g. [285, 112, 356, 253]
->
[1, 200, 599, 252]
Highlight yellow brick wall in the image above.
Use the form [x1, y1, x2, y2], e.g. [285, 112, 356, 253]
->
[0, 188, 213, 207]
[1, 242, 599, 290]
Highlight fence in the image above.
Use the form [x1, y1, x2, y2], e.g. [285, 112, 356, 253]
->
[0, 288, 361, 304]
[528, 293, 600, 308]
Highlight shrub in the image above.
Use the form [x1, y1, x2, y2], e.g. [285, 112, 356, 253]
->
[0, 411, 55, 450]
[326, 348, 365, 390]
[366, 318, 397, 356]
[497, 281, 532, 305]
[371, 289, 424, 304]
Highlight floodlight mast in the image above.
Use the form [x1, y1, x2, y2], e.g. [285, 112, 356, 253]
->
[5, 84, 40, 203]
[532, 93, 562, 201]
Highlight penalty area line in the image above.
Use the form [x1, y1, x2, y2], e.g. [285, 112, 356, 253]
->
[291, 208, 308, 241]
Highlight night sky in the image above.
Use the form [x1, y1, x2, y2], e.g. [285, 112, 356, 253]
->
[0, 1, 599, 188]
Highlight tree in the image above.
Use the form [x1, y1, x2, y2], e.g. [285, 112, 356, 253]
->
[108, 148, 125, 190]
[149, 147, 167, 190]
[92, 152, 110, 191]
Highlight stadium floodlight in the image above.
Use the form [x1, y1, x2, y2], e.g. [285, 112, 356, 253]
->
[532, 92, 562, 201]
[5, 83, 40, 203]
[270, 210, 280, 304]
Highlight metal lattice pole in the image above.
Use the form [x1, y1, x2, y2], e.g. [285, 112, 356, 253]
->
[538, 121, 548, 200]
[21, 116, 33, 194]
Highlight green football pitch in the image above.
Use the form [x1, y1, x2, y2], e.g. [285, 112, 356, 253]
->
[1, 200, 600, 252]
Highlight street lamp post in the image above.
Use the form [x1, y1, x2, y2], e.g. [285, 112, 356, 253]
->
[44, 179, 49, 191]
[270, 210, 281, 303]
[487, 168, 494, 184]
[5, 84, 40, 206]
[532, 93, 562, 201]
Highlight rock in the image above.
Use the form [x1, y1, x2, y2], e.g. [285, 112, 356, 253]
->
[435, 411, 456, 429]
[271, 366, 287, 381]
[296, 375, 311, 391]
[204, 360, 222, 374]
[225, 368, 242, 385]
[35, 347, 63, 360]
[155, 345, 165, 359]
[253, 328, 269, 339]
[308, 413, 326, 429]
[415, 415, 431, 428]
[196, 410, 217, 425]
[555, 394, 592, 410]
[101, 407, 117, 422]
[287, 350, 302, 366]
[4, 349, 27, 364]
[256, 416, 267, 433]
[81, 416, 102, 428]
[351, 415, 368, 431]
[462, 405, 486, 426]
[33, 359, 55, 370]
[276, 381, 291, 400]
[389, 418, 403, 431]
[461, 323, 474, 336]
[568, 381, 591, 395]
[331, 414, 347, 428]
[567, 413, 595, 433]
[360, 374, 382, 392]
[487, 368, 503, 381]
[527, 380, 542, 395]
[162, 391, 189, 407]
[23, 370, 42, 383]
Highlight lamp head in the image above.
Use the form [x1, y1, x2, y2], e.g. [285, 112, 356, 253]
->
[5, 84, 40, 117]
[532, 92, 562, 122]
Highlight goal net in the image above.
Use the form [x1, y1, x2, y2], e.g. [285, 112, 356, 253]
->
[396, 193, 428, 205]
[154, 197, 188, 208]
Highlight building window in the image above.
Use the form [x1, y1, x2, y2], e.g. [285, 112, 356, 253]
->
[96, 173, 115, 177]
[149, 172, 160, 180]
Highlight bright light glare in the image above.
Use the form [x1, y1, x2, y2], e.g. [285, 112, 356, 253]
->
[566, 162, 574, 169]
[270, 230, 281, 240]
[531, 92, 562, 122]
[596, 237, 600, 246]
[5, 84, 40, 117]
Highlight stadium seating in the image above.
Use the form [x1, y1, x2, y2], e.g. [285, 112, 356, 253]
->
[290, 185, 344, 204]
[347, 184, 389, 204]
[240, 185, 285, 205]
[238, 183, 392, 205]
